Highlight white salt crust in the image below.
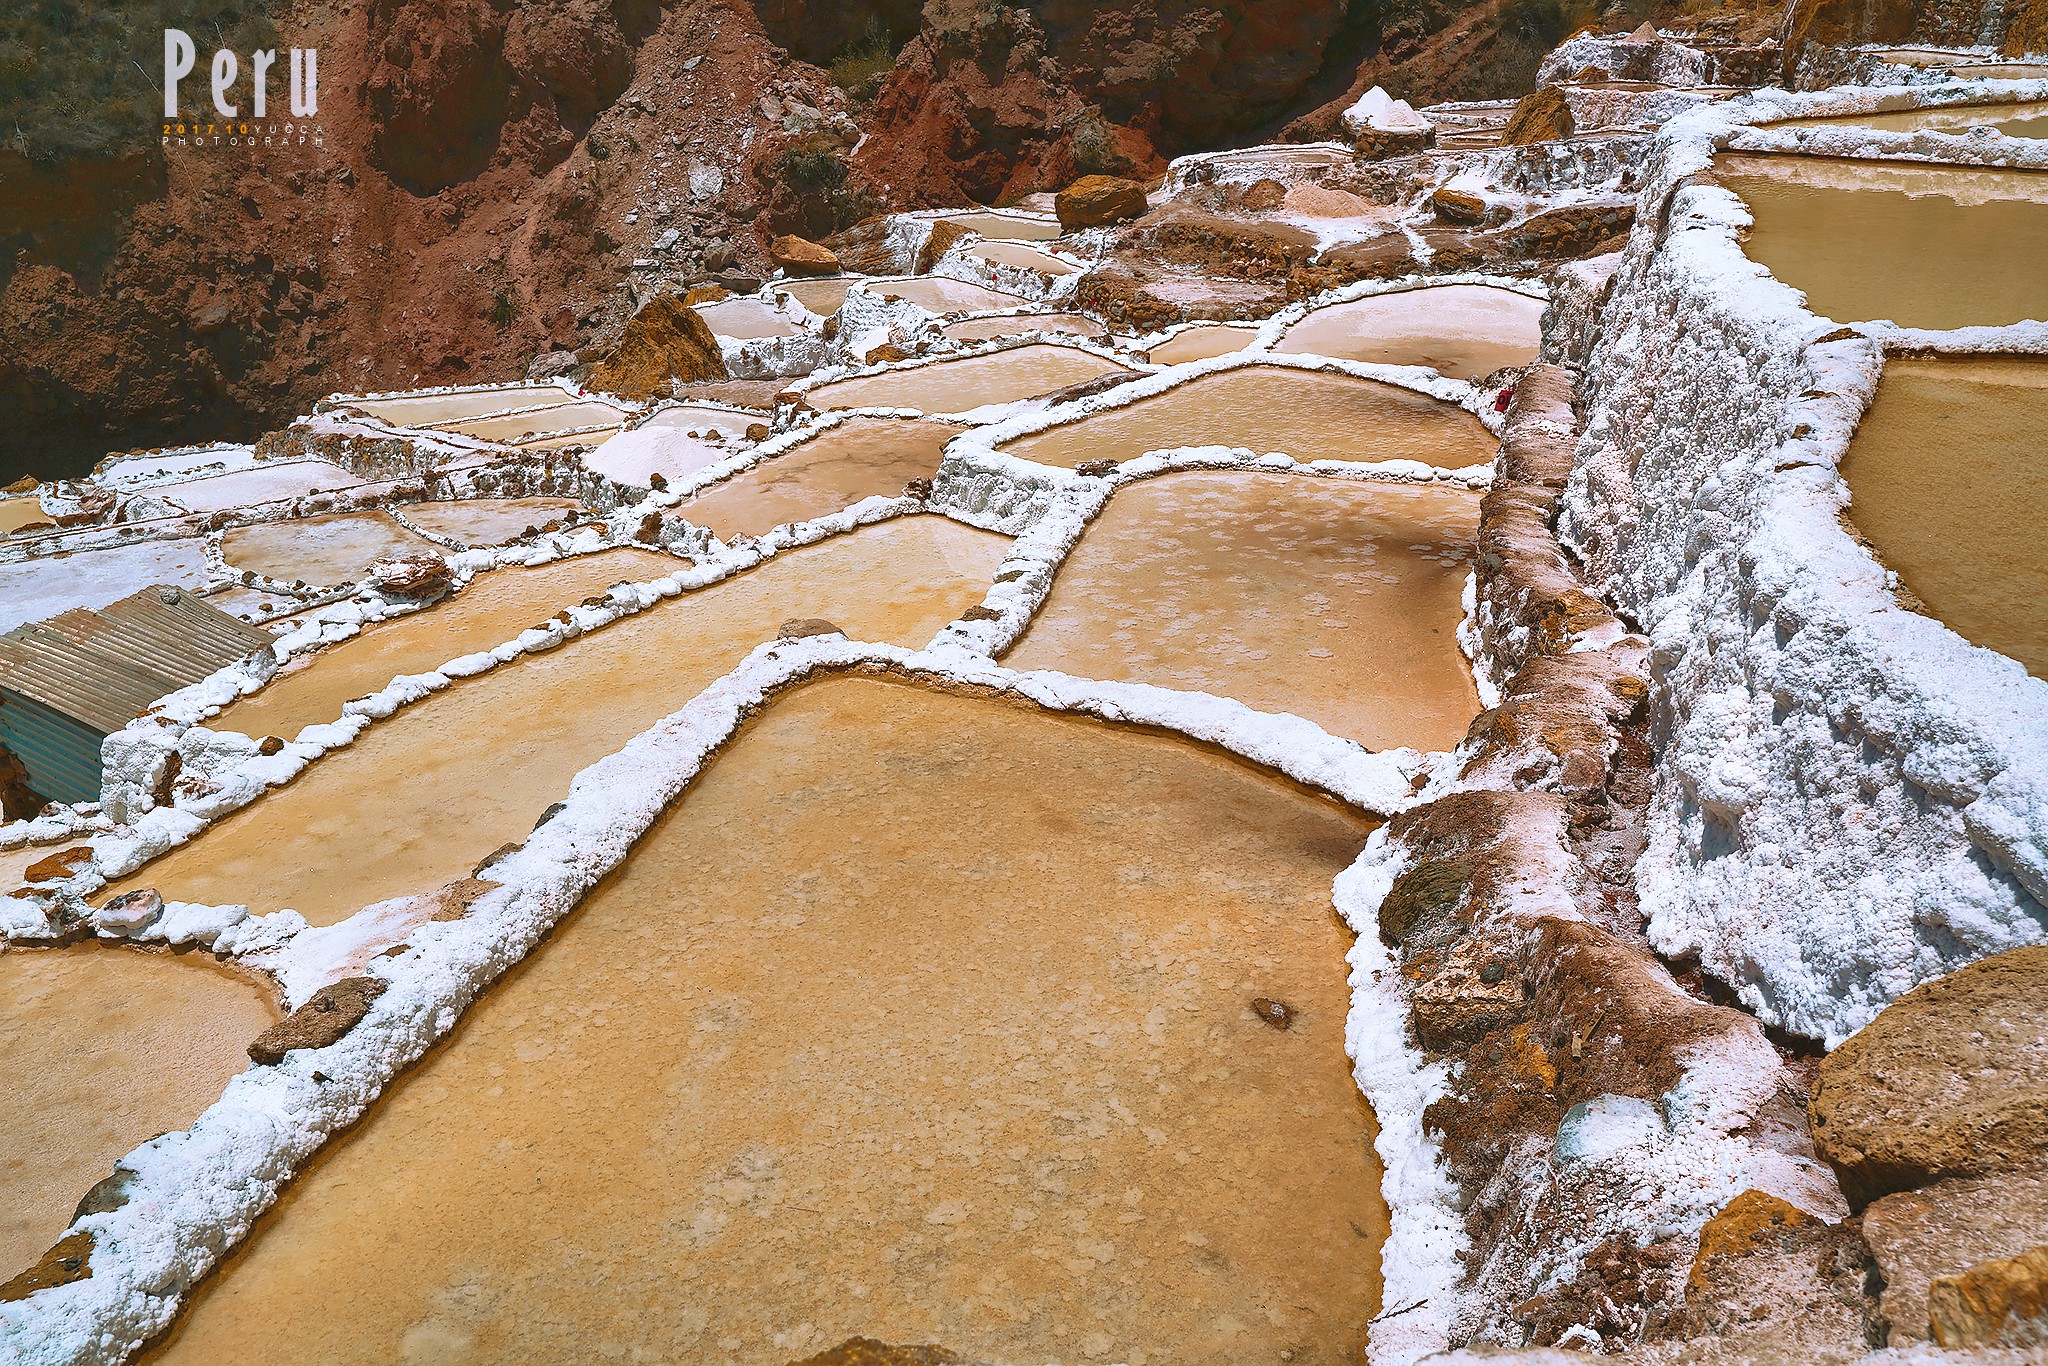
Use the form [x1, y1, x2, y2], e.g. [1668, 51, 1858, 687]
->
[1555, 87, 2048, 1044]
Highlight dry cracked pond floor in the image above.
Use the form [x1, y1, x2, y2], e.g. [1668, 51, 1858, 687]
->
[143, 679, 1385, 1366]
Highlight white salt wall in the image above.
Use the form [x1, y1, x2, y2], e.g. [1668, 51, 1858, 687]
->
[1559, 98, 2048, 1045]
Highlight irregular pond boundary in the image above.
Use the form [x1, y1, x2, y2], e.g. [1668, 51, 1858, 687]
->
[1551, 85, 2048, 1046]
[0, 639, 1434, 1366]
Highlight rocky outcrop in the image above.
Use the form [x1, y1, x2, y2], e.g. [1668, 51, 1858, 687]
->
[2007, 0, 2048, 53]
[1055, 175, 1148, 228]
[766, 234, 841, 276]
[1863, 1158, 2048, 1343]
[366, 552, 455, 601]
[1499, 85, 1577, 145]
[588, 293, 730, 398]
[1809, 945, 2048, 1207]
[1930, 1246, 2048, 1347]
[248, 976, 389, 1066]
[1781, 0, 1918, 74]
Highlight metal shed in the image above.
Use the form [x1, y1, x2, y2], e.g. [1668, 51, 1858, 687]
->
[0, 585, 273, 805]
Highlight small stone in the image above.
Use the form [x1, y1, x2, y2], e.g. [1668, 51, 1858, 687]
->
[766, 234, 840, 276]
[1251, 997, 1294, 1029]
[778, 618, 845, 640]
[248, 977, 389, 1066]
[367, 553, 454, 602]
[0, 1232, 93, 1302]
[23, 847, 93, 883]
[1431, 187, 1489, 225]
[258, 736, 284, 756]
[98, 889, 164, 933]
[1055, 174, 1147, 229]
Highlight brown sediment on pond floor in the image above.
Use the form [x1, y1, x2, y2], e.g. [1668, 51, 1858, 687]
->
[1005, 471, 1482, 752]
[436, 401, 630, 443]
[399, 497, 587, 547]
[144, 677, 1384, 1366]
[220, 511, 438, 587]
[0, 498, 50, 535]
[679, 419, 966, 539]
[868, 278, 1031, 315]
[941, 314, 1106, 343]
[775, 278, 857, 315]
[697, 297, 802, 339]
[1275, 285, 1545, 381]
[217, 547, 678, 741]
[809, 345, 1133, 414]
[1145, 325, 1259, 366]
[0, 943, 277, 1278]
[104, 518, 1010, 927]
[1715, 154, 2048, 330]
[1840, 356, 2048, 677]
[350, 386, 571, 426]
[1775, 100, 2048, 139]
[995, 365, 1499, 471]
[967, 242, 1078, 276]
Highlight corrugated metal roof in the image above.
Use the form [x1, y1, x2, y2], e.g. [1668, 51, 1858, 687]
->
[0, 585, 272, 734]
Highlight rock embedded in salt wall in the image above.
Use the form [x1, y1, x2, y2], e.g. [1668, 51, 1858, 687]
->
[1809, 945, 2048, 1207]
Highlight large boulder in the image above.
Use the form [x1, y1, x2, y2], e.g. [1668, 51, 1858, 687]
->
[1810, 945, 2048, 1206]
[766, 234, 840, 276]
[1054, 174, 1147, 229]
[588, 293, 729, 399]
[1498, 85, 1576, 146]
[1864, 1157, 2048, 1343]
[1782, 0, 1918, 73]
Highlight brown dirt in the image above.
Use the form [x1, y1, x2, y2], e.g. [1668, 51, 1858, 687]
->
[247, 976, 389, 1066]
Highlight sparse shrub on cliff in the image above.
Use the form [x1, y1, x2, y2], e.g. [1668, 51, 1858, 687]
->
[827, 17, 898, 106]
[1067, 108, 1135, 178]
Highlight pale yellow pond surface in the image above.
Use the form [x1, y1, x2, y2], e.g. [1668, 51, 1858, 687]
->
[679, 419, 965, 539]
[1777, 99, 2048, 139]
[968, 242, 1079, 276]
[1842, 357, 2048, 677]
[437, 401, 628, 443]
[106, 518, 1010, 926]
[810, 344, 1133, 414]
[774, 278, 857, 316]
[696, 297, 801, 339]
[1146, 325, 1259, 366]
[146, 677, 1384, 1366]
[220, 511, 438, 586]
[400, 497, 586, 547]
[943, 313, 1107, 344]
[1, 945, 276, 1277]
[1276, 285, 1545, 380]
[0, 498, 50, 535]
[218, 547, 678, 740]
[943, 211, 1062, 241]
[997, 365, 1499, 471]
[1007, 472, 1482, 752]
[1717, 153, 2048, 329]
[870, 277, 1031, 314]
[352, 386, 570, 427]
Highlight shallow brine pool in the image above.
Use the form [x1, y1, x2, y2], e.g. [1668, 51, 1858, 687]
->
[678, 418, 965, 539]
[1275, 284, 1545, 381]
[220, 511, 437, 587]
[868, 277, 1032, 315]
[1006, 471, 1482, 751]
[143, 677, 1384, 1366]
[808, 345, 1133, 415]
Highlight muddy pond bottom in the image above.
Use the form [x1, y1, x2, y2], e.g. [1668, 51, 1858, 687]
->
[774, 278, 857, 316]
[350, 386, 571, 427]
[400, 498, 586, 546]
[1275, 284, 1544, 380]
[680, 418, 965, 538]
[867, 277, 1031, 315]
[809, 344, 1132, 414]
[942, 313, 1106, 344]
[220, 511, 437, 587]
[2, 945, 276, 1277]
[996, 364, 1498, 471]
[147, 677, 1384, 1366]
[107, 518, 1010, 926]
[1146, 325, 1259, 366]
[942, 211, 1062, 241]
[1007, 471, 1482, 751]
[1841, 356, 2048, 676]
[1717, 153, 2048, 330]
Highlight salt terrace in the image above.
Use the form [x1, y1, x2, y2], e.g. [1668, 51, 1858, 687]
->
[4, 39, 2048, 1366]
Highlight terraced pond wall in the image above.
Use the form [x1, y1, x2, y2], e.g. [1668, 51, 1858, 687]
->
[1556, 93, 2048, 1045]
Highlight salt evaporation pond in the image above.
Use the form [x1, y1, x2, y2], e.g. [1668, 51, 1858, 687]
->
[399, 497, 586, 547]
[695, 297, 801, 339]
[870, 277, 1030, 314]
[0, 498, 49, 535]
[1841, 356, 2048, 677]
[774, 277, 856, 315]
[967, 241, 1078, 275]
[1777, 99, 2048, 139]
[145, 677, 1384, 1366]
[942, 211, 1062, 240]
[219, 547, 677, 740]
[220, 510, 438, 587]
[996, 365, 1498, 471]
[679, 418, 965, 539]
[1146, 325, 1259, 365]
[1275, 284, 1545, 380]
[0, 538, 213, 634]
[437, 401, 629, 444]
[351, 386, 570, 427]
[107, 519, 1009, 926]
[152, 462, 362, 514]
[1717, 154, 2048, 329]
[1007, 472, 1481, 751]
[1, 945, 275, 1277]
[580, 404, 757, 486]
[942, 313, 1106, 343]
[809, 344, 1133, 414]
